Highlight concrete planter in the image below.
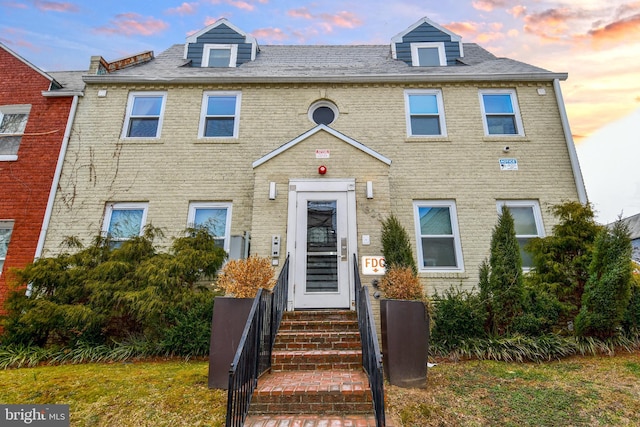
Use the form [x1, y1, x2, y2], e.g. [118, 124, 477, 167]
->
[207, 297, 254, 389]
[380, 299, 429, 388]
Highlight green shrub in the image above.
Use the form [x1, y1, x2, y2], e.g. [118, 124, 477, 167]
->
[381, 215, 417, 275]
[1, 225, 226, 351]
[480, 206, 524, 335]
[622, 273, 640, 334]
[525, 201, 602, 321]
[575, 220, 633, 338]
[511, 284, 565, 336]
[160, 291, 215, 357]
[430, 287, 487, 351]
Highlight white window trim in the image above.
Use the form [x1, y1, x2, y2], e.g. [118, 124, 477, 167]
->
[202, 44, 238, 68]
[411, 42, 447, 66]
[102, 202, 149, 242]
[198, 91, 242, 139]
[0, 220, 14, 276]
[308, 100, 339, 125]
[496, 200, 545, 270]
[121, 92, 167, 139]
[187, 202, 233, 253]
[0, 104, 31, 162]
[404, 89, 447, 137]
[479, 89, 525, 136]
[413, 200, 464, 273]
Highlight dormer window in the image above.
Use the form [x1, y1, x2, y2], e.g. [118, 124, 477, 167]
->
[202, 44, 238, 68]
[411, 42, 446, 67]
[391, 17, 463, 67]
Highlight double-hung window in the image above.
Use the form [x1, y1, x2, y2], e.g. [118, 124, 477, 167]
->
[411, 42, 446, 66]
[0, 105, 30, 161]
[102, 202, 148, 248]
[202, 44, 238, 67]
[0, 220, 14, 274]
[496, 200, 544, 268]
[479, 89, 524, 136]
[405, 90, 446, 137]
[413, 201, 464, 271]
[122, 92, 167, 138]
[187, 202, 232, 252]
[199, 92, 241, 138]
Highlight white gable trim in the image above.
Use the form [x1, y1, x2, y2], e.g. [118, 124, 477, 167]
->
[391, 16, 463, 60]
[252, 124, 392, 168]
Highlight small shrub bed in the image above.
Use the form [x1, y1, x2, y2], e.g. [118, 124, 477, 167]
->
[0, 226, 226, 364]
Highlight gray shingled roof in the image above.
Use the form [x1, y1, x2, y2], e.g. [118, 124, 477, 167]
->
[615, 213, 640, 240]
[83, 43, 566, 84]
[48, 70, 86, 93]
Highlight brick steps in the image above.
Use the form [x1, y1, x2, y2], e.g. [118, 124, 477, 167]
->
[273, 331, 361, 351]
[271, 349, 362, 371]
[243, 414, 380, 427]
[247, 310, 375, 420]
[248, 370, 373, 415]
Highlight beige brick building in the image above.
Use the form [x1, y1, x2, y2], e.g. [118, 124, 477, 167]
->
[42, 17, 586, 310]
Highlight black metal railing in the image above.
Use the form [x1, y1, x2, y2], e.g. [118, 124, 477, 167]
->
[354, 255, 386, 427]
[225, 255, 290, 427]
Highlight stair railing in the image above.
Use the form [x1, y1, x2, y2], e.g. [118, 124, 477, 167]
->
[354, 254, 386, 427]
[225, 255, 290, 427]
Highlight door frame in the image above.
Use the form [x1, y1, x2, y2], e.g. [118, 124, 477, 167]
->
[286, 179, 357, 311]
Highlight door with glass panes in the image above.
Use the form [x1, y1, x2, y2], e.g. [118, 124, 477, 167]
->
[292, 190, 351, 309]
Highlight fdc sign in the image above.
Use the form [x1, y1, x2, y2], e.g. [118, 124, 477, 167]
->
[361, 256, 385, 275]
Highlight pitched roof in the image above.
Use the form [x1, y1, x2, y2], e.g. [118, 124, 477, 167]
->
[83, 42, 566, 84]
[252, 125, 391, 168]
[47, 71, 86, 94]
[615, 212, 640, 240]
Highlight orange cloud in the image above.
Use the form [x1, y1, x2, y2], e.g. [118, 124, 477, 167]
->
[288, 7, 313, 19]
[226, 0, 254, 11]
[207, 0, 264, 11]
[33, 0, 79, 12]
[588, 13, 640, 43]
[522, 8, 590, 41]
[472, 0, 507, 12]
[252, 27, 288, 42]
[166, 2, 197, 15]
[443, 21, 479, 37]
[95, 13, 169, 37]
[476, 32, 505, 43]
[318, 11, 362, 29]
[508, 5, 526, 18]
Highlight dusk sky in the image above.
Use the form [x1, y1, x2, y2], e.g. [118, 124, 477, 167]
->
[1, 0, 639, 223]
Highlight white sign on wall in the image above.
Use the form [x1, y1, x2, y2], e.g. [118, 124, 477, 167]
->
[361, 256, 386, 275]
[499, 158, 518, 171]
[315, 149, 330, 159]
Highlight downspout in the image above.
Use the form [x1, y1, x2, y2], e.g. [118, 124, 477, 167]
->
[34, 94, 79, 259]
[553, 79, 588, 204]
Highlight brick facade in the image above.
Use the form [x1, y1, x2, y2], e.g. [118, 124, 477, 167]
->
[42, 80, 579, 296]
[0, 46, 75, 313]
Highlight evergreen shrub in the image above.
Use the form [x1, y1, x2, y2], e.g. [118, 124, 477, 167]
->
[575, 220, 633, 338]
[430, 287, 487, 351]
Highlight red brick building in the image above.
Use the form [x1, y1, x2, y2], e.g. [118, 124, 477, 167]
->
[0, 43, 84, 313]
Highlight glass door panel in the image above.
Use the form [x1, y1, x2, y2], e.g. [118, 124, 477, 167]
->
[306, 200, 338, 292]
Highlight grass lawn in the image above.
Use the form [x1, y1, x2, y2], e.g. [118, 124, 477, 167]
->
[0, 352, 639, 426]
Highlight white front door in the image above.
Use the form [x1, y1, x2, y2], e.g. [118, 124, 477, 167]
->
[287, 180, 356, 309]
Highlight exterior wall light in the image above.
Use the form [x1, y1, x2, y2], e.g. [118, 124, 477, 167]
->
[366, 181, 374, 199]
[269, 182, 277, 200]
